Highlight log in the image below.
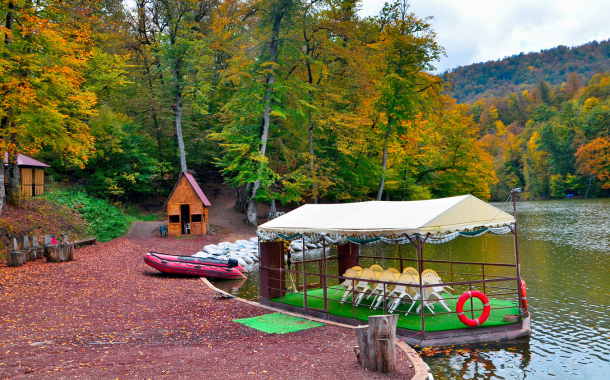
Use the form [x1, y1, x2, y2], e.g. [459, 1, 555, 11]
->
[73, 238, 96, 248]
[354, 315, 398, 373]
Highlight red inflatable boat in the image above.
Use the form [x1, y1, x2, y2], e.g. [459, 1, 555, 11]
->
[144, 252, 246, 280]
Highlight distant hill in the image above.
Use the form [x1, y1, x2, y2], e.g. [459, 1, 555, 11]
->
[448, 39, 610, 103]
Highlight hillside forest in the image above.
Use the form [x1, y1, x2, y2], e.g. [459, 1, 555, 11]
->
[449, 39, 610, 104]
[1, 0, 609, 226]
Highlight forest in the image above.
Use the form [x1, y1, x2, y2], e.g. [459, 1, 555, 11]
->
[449, 39, 610, 103]
[463, 72, 610, 200]
[0, 0, 499, 224]
[2, 0, 609, 226]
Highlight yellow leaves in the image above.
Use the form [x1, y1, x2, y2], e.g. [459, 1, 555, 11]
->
[495, 120, 507, 136]
[488, 104, 499, 121]
[583, 97, 600, 111]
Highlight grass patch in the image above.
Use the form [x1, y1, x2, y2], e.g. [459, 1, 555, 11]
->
[44, 190, 132, 242]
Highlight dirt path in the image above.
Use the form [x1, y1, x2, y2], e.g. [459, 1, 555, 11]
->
[0, 235, 416, 379]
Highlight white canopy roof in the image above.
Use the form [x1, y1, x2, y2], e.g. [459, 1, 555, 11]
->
[258, 195, 514, 236]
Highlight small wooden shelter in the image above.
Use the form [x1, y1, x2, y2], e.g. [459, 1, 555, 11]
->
[165, 172, 211, 237]
[4, 153, 49, 197]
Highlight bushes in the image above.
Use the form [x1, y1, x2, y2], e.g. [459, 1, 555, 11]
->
[44, 191, 132, 242]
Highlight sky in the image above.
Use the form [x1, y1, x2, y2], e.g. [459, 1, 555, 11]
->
[359, 0, 610, 72]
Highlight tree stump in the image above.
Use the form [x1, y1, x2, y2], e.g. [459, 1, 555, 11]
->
[32, 236, 44, 260]
[44, 241, 74, 262]
[25, 248, 36, 261]
[7, 250, 27, 267]
[354, 315, 398, 373]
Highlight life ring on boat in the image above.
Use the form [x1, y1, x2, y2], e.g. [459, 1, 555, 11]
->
[456, 290, 491, 327]
[521, 280, 527, 310]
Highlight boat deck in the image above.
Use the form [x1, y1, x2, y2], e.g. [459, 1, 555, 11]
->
[271, 288, 519, 332]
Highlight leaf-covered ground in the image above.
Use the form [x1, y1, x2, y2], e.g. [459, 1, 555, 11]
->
[0, 198, 88, 252]
[0, 233, 416, 379]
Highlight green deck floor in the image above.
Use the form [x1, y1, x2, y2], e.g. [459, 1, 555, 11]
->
[271, 288, 519, 332]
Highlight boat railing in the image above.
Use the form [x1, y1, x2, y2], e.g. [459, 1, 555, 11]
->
[260, 263, 522, 330]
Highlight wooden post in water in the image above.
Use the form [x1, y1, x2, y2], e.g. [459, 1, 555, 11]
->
[354, 314, 398, 373]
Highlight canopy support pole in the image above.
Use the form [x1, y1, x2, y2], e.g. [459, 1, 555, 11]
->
[302, 236, 307, 312]
[398, 245, 403, 272]
[510, 190, 524, 312]
[405, 233, 430, 333]
[322, 237, 328, 312]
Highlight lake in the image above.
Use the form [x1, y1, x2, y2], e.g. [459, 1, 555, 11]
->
[214, 199, 610, 379]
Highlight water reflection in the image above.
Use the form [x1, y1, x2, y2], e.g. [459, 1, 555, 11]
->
[213, 199, 610, 379]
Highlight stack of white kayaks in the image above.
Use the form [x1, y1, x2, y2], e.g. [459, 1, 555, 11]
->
[195, 237, 259, 269]
[289, 240, 323, 252]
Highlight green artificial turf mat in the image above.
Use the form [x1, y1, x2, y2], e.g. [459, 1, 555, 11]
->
[271, 288, 519, 332]
[234, 312, 324, 334]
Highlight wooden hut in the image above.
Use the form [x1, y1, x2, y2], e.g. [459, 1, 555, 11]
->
[165, 172, 211, 237]
[4, 153, 49, 197]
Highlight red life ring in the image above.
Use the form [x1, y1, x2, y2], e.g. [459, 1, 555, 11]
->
[521, 280, 527, 310]
[456, 290, 491, 327]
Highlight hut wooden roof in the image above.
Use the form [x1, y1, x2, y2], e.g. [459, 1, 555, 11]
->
[4, 153, 49, 168]
[165, 172, 211, 207]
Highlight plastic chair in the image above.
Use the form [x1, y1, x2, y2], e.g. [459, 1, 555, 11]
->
[349, 269, 376, 306]
[370, 264, 383, 278]
[351, 266, 363, 274]
[369, 270, 397, 310]
[387, 268, 400, 276]
[159, 225, 168, 238]
[184, 223, 191, 234]
[385, 273, 418, 313]
[334, 268, 360, 297]
[421, 271, 453, 296]
[415, 279, 451, 314]
[403, 267, 419, 277]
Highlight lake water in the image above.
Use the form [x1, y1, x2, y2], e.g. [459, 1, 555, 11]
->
[213, 199, 610, 379]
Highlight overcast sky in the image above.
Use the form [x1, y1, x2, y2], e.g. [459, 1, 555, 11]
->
[359, 0, 610, 72]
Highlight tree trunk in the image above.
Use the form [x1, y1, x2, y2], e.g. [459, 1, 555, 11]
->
[306, 56, 317, 203]
[0, 153, 4, 217]
[376, 116, 392, 201]
[308, 112, 318, 203]
[246, 1, 290, 225]
[0, 1, 15, 215]
[354, 315, 398, 373]
[6, 140, 20, 206]
[173, 66, 187, 173]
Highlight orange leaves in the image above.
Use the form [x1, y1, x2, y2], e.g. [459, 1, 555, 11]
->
[576, 136, 610, 188]
[0, 1, 98, 167]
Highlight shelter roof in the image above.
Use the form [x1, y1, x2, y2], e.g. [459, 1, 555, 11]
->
[165, 172, 211, 207]
[258, 195, 514, 236]
[4, 153, 49, 168]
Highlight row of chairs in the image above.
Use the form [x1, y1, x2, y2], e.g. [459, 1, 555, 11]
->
[335, 266, 453, 315]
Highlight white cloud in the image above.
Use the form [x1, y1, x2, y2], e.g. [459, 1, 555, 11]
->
[360, 0, 610, 72]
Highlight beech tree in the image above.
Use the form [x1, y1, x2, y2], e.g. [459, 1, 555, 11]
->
[0, 0, 98, 208]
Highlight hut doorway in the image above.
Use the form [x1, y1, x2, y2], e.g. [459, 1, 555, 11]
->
[180, 204, 191, 235]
